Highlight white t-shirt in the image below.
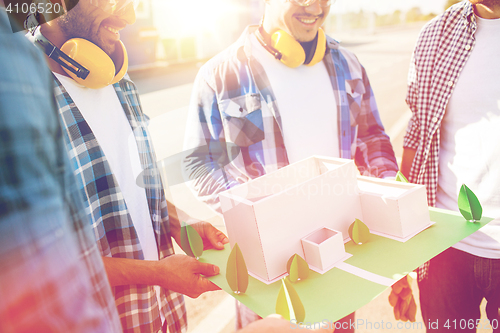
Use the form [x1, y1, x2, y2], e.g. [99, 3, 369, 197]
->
[436, 15, 500, 258]
[250, 33, 339, 163]
[54, 73, 165, 321]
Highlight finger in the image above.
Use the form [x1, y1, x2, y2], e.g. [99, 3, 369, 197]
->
[388, 291, 398, 307]
[399, 296, 409, 316]
[204, 280, 221, 292]
[401, 275, 411, 288]
[202, 223, 227, 250]
[194, 261, 220, 276]
[399, 287, 412, 300]
[218, 231, 229, 245]
[392, 281, 404, 294]
[190, 279, 221, 298]
[408, 297, 417, 322]
[394, 299, 401, 320]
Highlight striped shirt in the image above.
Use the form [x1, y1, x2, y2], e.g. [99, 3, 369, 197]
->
[54, 75, 187, 333]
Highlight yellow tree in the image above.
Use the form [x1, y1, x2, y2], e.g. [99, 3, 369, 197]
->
[445, 0, 462, 10]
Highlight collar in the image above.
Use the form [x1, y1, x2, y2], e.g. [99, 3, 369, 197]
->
[461, 1, 477, 31]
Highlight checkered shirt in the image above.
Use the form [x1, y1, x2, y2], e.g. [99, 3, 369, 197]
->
[53, 75, 187, 333]
[0, 11, 122, 332]
[403, 1, 478, 280]
[183, 26, 398, 211]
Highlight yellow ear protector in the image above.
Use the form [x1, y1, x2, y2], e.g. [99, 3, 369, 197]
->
[255, 27, 326, 68]
[28, 13, 128, 89]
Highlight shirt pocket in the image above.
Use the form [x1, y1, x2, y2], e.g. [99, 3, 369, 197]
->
[219, 94, 265, 147]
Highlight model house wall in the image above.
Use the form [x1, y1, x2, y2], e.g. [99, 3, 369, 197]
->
[219, 156, 430, 283]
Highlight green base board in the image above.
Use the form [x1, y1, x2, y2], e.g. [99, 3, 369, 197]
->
[201, 207, 493, 323]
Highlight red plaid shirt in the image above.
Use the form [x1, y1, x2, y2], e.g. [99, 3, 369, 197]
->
[403, 1, 478, 280]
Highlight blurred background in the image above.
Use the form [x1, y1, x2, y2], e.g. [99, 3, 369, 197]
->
[123, 1, 491, 333]
[123, 0, 460, 70]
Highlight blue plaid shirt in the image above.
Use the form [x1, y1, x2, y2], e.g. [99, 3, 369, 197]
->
[53, 75, 187, 333]
[184, 26, 398, 211]
[0, 10, 121, 332]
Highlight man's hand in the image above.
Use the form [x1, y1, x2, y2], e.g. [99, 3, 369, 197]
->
[156, 254, 221, 298]
[388, 274, 417, 322]
[239, 314, 334, 333]
[188, 221, 229, 250]
[167, 200, 229, 250]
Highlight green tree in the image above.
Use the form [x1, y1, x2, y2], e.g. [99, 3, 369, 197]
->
[444, 0, 461, 10]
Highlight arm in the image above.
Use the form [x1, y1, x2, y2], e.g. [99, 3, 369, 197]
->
[400, 147, 417, 179]
[182, 71, 248, 212]
[102, 200, 228, 298]
[102, 255, 220, 298]
[401, 49, 421, 182]
[354, 65, 398, 178]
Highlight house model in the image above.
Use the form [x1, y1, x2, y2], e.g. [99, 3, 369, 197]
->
[218, 156, 431, 284]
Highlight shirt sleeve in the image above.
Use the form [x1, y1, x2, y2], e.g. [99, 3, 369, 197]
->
[403, 50, 421, 150]
[182, 70, 248, 213]
[354, 65, 399, 178]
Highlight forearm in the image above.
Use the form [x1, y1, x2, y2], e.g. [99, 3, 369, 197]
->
[400, 147, 417, 180]
[357, 68, 398, 178]
[102, 256, 159, 287]
[356, 132, 398, 178]
[167, 199, 181, 244]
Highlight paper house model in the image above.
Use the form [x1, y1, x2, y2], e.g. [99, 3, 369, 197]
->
[218, 156, 431, 283]
[301, 227, 346, 273]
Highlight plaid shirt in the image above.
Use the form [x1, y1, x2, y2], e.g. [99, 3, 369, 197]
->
[184, 26, 398, 211]
[53, 76, 187, 333]
[403, 1, 478, 280]
[0, 11, 121, 332]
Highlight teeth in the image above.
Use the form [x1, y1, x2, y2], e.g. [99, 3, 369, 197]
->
[299, 18, 316, 24]
[104, 26, 118, 34]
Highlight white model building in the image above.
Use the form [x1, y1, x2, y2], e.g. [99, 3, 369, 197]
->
[218, 156, 431, 283]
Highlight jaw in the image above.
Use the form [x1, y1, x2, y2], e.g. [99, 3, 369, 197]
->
[289, 16, 322, 42]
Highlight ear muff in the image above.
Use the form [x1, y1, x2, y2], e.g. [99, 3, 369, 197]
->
[32, 24, 128, 89]
[257, 28, 326, 68]
[60, 39, 128, 89]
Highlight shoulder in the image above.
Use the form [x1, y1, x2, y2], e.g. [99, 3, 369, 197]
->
[325, 34, 366, 78]
[196, 41, 247, 91]
[416, 2, 471, 47]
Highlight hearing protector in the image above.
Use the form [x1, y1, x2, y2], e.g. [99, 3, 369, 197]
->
[255, 26, 326, 68]
[27, 13, 128, 89]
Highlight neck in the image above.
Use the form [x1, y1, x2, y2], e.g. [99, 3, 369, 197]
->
[474, 3, 500, 19]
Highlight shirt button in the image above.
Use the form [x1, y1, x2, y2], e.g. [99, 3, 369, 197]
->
[431, 116, 438, 123]
[465, 45, 471, 51]
[448, 80, 454, 87]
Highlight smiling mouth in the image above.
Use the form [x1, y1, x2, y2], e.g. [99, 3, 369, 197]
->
[103, 25, 119, 34]
[296, 17, 319, 25]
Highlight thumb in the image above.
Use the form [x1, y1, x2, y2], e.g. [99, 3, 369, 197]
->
[194, 261, 220, 276]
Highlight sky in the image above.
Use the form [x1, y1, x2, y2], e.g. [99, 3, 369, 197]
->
[334, 0, 450, 15]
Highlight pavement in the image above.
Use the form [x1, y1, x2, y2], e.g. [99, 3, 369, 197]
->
[130, 23, 493, 333]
